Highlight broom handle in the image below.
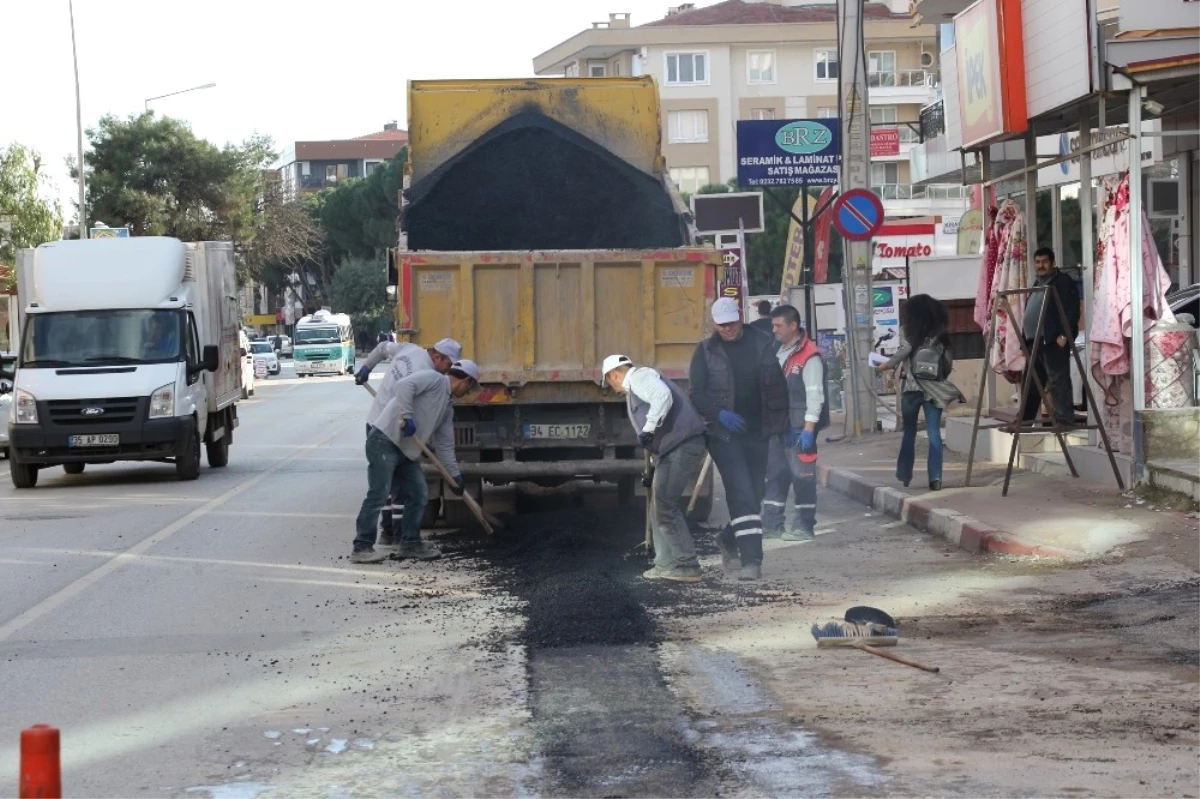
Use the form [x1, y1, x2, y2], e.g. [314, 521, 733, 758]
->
[855, 641, 940, 673]
[687, 454, 713, 514]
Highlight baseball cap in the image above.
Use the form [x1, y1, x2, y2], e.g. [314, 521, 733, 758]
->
[601, 354, 632, 377]
[433, 338, 463, 361]
[711, 297, 742, 325]
[449, 359, 480, 384]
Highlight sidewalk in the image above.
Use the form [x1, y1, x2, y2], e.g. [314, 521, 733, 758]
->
[817, 429, 1199, 562]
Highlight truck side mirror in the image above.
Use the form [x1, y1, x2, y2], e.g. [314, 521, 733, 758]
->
[202, 345, 219, 373]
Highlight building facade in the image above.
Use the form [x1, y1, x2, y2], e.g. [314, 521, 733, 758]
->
[533, 0, 970, 218]
[276, 123, 409, 198]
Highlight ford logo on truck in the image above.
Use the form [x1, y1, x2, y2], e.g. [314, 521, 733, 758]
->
[81, 407, 105, 416]
[775, 121, 833, 154]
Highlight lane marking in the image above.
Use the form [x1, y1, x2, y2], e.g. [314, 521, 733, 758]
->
[0, 419, 355, 643]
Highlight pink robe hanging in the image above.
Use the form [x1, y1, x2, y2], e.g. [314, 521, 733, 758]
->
[984, 200, 1029, 377]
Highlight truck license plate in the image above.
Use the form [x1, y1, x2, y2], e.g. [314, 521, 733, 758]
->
[69, 434, 119, 448]
[524, 424, 591, 439]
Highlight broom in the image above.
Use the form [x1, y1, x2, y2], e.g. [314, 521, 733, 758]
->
[810, 620, 939, 673]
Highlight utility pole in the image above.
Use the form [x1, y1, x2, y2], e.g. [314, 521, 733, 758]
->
[69, 0, 87, 239]
[837, 0, 876, 435]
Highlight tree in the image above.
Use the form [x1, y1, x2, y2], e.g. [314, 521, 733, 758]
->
[329, 256, 388, 333]
[0, 143, 63, 284]
[240, 180, 323, 291]
[318, 148, 407, 263]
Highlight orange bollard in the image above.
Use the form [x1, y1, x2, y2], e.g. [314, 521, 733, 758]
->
[19, 724, 61, 799]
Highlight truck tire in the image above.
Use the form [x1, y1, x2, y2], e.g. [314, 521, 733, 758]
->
[176, 426, 201, 481]
[63, 463, 85, 475]
[442, 480, 483, 529]
[11, 460, 38, 489]
[206, 435, 230, 468]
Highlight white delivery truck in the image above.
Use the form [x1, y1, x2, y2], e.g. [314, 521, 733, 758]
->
[7, 237, 242, 487]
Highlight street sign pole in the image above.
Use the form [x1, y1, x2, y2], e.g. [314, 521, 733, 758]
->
[838, 0, 876, 436]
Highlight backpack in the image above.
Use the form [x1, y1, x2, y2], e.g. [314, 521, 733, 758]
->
[910, 338, 949, 381]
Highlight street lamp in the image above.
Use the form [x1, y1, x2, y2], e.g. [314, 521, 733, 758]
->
[145, 82, 216, 110]
[69, 0, 86, 239]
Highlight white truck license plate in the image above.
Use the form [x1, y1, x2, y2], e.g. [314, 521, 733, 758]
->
[523, 424, 590, 439]
[69, 434, 119, 447]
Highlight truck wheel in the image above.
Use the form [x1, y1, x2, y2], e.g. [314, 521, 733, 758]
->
[442, 480, 483, 529]
[63, 463, 85, 475]
[206, 435, 230, 468]
[11, 460, 38, 489]
[177, 427, 201, 481]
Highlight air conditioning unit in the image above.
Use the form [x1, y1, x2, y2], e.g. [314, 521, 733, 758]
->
[1148, 178, 1183, 218]
[920, 51, 936, 69]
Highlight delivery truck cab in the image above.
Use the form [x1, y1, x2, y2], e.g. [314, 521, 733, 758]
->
[7, 237, 241, 488]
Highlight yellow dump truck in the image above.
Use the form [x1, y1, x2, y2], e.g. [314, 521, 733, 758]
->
[391, 77, 721, 523]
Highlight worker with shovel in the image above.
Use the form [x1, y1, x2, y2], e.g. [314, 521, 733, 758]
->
[355, 337, 462, 549]
[762, 304, 829, 542]
[603, 354, 707, 582]
[351, 360, 480, 564]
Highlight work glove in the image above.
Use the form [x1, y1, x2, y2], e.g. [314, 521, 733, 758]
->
[400, 418, 417, 438]
[799, 429, 817, 454]
[637, 431, 655, 449]
[354, 365, 371, 385]
[641, 468, 655, 489]
[449, 474, 466, 496]
[782, 428, 802, 449]
[717, 409, 748, 434]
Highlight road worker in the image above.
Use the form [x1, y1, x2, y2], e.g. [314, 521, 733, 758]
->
[355, 337, 462, 549]
[603, 354, 707, 582]
[688, 297, 790, 581]
[351, 360, 480, 564]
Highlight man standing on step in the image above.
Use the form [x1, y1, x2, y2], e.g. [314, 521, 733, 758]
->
[689, 297, 790, 581]
[351, 360, 480, 564]
[1017, 247, 1080, 429]
[603, 353, 707, 583]
[762, 304, 828, 542]
[355, 337, 462, 549]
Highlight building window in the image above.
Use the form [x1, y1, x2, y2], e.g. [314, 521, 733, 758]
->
[565, 63, 579, 78]
[870, 106, 898, 125]
[300, 161, 311, 176]
[665, 52, 708, 85]
[868, 51, 897, 86]
[747, 50, 776, 84]
[326, 164, 348, 183]
[590, 64, 607, 77]
[750, 108, 775, 120]
[364, 160, 383, 177]
[871, 162, 900, 186]
[817, 107, 838, 118]
[815, 50, 839, 81]
[668, 110, 709, 143]
[669, 166, 711, 195]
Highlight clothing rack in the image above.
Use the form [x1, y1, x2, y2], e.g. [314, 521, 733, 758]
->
[964, 285, 1125, 496]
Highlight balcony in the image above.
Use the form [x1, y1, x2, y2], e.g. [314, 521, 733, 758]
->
[868, 70, 937, 105]
[874, 183, 971, 218]
[920, 100, 945, 143]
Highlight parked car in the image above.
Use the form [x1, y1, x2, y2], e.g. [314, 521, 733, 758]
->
[0, 351, 15, 457]
[250, 340, 281, 376]
[239, 331, 256, 398]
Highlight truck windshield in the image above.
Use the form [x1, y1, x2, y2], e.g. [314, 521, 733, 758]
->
[21, 309, 185, 367]
[295, 326, 339, 344]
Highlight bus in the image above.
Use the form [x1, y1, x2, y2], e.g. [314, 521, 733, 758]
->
[293, 310, 355, 377]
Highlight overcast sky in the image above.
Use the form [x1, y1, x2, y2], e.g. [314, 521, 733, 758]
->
[2, 0, 708, 221]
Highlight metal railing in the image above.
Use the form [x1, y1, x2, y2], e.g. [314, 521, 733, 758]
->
[872, 183, 971, 201]
[920, 100, 945, 142]
[868, 69, 930, 88]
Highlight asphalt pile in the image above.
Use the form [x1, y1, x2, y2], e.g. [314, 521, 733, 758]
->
[404, 112, 687, 252]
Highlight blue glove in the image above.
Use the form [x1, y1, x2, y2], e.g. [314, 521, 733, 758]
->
[637, 431, 655, 448]
[354, 365, 371, 385]
[783, 429, 802, 449]
[799, 429, 817, 454]
[449, 474, 465, 495]
[401, 418, 417, 437]
[717, 409, 748, 434]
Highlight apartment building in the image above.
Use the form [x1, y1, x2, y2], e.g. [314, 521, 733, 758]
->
[276, 122, 409, 198]
[533, 0, 971, 218]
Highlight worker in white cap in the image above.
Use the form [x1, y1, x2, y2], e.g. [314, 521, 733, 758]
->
[688, 296, 789, 580]
[603, 354, 707, 582]
[355, 336, 463, 550]
[352, 359, 480, 564]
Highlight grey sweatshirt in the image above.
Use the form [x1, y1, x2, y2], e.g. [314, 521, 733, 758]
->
[372, 369, 460, 474]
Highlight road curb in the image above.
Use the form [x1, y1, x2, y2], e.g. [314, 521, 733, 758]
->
[817, 464, 1080, 558]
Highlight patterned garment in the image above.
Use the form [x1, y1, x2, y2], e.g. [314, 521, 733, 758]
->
[984, 200, 1029, 377]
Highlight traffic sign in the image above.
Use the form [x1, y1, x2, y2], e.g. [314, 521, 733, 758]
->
[832, 189, 884, 241]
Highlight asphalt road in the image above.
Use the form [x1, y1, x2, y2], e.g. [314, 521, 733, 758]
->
[1, 364, 1195, 798]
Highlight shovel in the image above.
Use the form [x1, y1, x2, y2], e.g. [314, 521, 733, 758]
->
[361, 381, 499, 534]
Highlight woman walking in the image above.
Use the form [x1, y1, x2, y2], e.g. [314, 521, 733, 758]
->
[876, 294, 965, 491]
